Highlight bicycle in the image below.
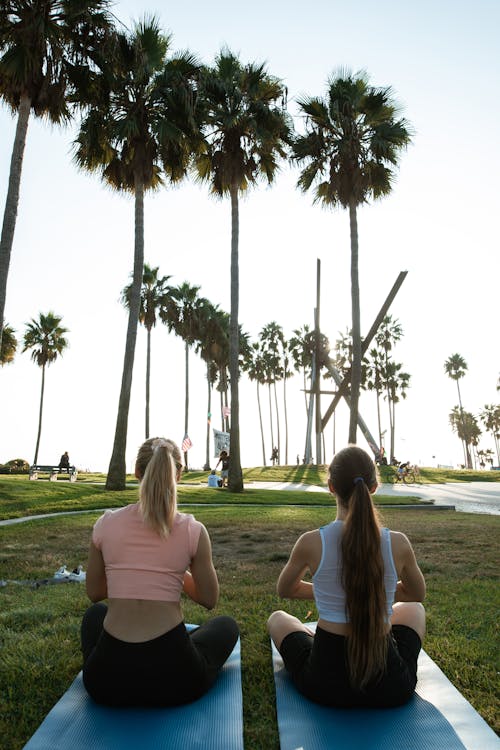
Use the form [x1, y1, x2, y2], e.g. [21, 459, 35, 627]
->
[389, 461, 417, 484]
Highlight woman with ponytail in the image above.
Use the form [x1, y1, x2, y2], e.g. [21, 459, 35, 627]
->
[267, 445, 425, 707]
[80, 437, 239, 706]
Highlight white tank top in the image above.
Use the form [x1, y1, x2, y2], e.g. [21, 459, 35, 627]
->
[312, 520, 398, 623]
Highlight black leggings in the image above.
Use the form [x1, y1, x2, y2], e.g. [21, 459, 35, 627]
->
[81, 603, 239, 707]
[279, 623, 422, 708]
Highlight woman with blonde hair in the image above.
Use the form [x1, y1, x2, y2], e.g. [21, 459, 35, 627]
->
[80, 437, 238, 706]
[267, 445, 426, 707]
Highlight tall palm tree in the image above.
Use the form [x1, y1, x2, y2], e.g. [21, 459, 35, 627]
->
[289, 324, 313, 416]
[22, 312, 68, 464]
[0, 0, 112, 350]
[444, 353, 471, 468]
[121, 263, 172, 439]
[260, 322, 286, 464]
[293, 69, 412, 444]
[375, 316, 403, 459]
[162, 282, 206, 469]
[195, 302, 229, 470]
[479, 404, 500, 465]
[384, 361, 410, 461]
[449, 407, 480, 468]
[241, 341, 268, 466]
[74, 18, 200, 489]
[0, 323, 17, 365]
[195, 49, 291, 491]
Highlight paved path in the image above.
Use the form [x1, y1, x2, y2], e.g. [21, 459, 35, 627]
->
[246, 481, 500, 515]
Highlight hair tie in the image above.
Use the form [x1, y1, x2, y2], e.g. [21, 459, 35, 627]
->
[152, 438, 168, 451]
[353, 476, 364, 485]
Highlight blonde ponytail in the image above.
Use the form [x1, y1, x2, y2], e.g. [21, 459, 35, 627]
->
[136, 437, 181, 537]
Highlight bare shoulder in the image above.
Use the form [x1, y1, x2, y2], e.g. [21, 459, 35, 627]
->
[296, 529, 321, 550]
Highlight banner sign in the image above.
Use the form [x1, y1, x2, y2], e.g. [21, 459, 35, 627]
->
[213, 429, 230, 457]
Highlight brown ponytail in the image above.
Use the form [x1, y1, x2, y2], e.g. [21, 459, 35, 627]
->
[135, 437, 181, 537]
[329, 445, 388, 690]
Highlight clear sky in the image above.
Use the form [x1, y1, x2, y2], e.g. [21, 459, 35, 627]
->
[1, 0, 499, 473]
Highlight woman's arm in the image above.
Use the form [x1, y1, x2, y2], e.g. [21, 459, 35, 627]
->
[277, 532, 318, 600]
[183, 525, 219, 610]
[86, 541, 108, 602]
[392, 531, 426, 602]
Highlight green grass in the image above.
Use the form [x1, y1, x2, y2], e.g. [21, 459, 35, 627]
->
[1, 504, 499, 749]
[0, 476, 425, 520]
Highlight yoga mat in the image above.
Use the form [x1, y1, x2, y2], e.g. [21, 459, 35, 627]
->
[272, 625, 499, 750]
[24, 628, 243, 750]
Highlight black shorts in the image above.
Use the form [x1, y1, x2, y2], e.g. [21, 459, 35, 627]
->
[279, 624, 421, 708]
[81, 604, 239, 707]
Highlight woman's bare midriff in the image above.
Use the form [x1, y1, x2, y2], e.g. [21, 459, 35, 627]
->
[318, 618, 391, 636]
[103, 599, 183, 642]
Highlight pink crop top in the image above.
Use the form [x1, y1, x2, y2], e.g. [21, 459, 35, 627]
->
[92, 504, 202, 602]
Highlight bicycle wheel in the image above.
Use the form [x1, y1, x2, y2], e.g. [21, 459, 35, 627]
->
[388, 471, 399, 484]
[403, 470, 416, 484]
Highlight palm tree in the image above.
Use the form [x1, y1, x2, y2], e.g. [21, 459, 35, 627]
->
[365, 347, 385, 449]
[0, 0, 112, 350]
[22, 312, 68, 464]
[289, 324, 313, 416]
[479, 404, 500, 465]
[162, 282, 206, 469]
[384, 361, 410, 460]
[444, 353, 471, 468]
[260, 322, 285, 463]
[449, 408, 480, 468]
[195, 49, 291, 491]
[293, 69, 412, 444]
[0, 323, 17, 365]
[74, 18, 200, 489]
[195, 302, 230, 470]
[121, 263, 172, 439]
[242, 341, 268, 466]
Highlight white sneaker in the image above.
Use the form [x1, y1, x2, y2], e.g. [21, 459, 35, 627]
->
[69, 565, 86, 582]
[54, 566, 70, 580]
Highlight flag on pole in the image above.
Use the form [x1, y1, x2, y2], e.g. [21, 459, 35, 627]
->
[222, 405, 231, 418]
[182, 434, 193, 452]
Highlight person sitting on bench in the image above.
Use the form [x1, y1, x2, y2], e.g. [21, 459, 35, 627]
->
[81, 436, 239, 707]
[58, 452, 70, 471]
[267, 444, 426, 708]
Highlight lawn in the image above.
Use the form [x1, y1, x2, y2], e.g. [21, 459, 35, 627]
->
[0, 499, 499, 749]
[0, 475, 425, 520]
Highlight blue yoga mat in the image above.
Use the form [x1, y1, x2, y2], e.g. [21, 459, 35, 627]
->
[24, 629, 243, 750]
[272, 626, 500, 750]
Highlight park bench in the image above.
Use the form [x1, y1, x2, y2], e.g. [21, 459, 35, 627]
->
[29, 464, 78, 482]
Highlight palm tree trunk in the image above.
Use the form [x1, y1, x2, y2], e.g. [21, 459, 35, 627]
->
[256, 382, 266, 466]
[33, 363, 46, 464]
[0, 94, 31, 349]
[106, 176, 144, 489]
[268, 385, 275, 454]
[204, 363, 212, 470]
[376, 389, 382, 447]
[145, 327, 151, 438]
[283, 372, 289, 464]
[184, 340, 189, 470]
[228, 184, 243, 491]
[348, 198, 361, 444]
[273, 381, 281, 463]
[456, 381, 472, 468]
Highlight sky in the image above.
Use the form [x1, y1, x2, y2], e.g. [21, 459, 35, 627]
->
[0, 0, 499, 474]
